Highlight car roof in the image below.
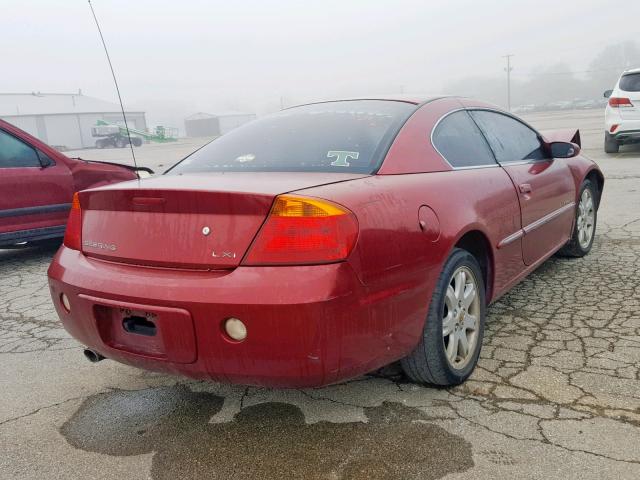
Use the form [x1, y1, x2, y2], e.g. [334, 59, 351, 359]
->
[290, 94, 452, 108]
[623, 67, 640, 75]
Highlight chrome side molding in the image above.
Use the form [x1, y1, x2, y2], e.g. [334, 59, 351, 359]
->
[497, 202, 575, 249]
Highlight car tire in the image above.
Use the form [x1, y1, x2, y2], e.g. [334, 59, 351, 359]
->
[401, 248, 486, 386]
[604, 133, 619, 154]
[558, 179, 597, 257]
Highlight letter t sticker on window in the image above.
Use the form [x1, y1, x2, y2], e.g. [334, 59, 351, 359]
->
[327, 150, 359, 167]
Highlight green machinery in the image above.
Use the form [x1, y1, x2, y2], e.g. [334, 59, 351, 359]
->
[91, 120, 178, 148]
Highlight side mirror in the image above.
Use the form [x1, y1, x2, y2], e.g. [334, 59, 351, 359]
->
[549, 141, 580, 159]
[603, 90, 613, 98]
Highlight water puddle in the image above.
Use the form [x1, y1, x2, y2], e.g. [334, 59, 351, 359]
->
[61, 385, 473, 479]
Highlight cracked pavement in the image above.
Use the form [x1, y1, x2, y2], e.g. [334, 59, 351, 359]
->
[1, 110, 639, 479]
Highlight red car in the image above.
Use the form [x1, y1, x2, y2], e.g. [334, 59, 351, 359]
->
[0, 119, 149, 248]
[47, 96, 603, 387]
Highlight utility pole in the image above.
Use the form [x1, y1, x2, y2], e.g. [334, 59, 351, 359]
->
[503, 54, 514, 112]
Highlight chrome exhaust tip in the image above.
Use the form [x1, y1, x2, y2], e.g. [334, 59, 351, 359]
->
[83, 348, 105, 363]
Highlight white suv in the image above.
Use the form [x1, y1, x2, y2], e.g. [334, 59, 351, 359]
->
[604, 68, 640, 153]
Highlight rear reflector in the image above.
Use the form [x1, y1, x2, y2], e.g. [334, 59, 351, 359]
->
[610, 124, 619, 133]
[63, 192, 82, 251]
[224, 318, 247, 341]
[60, 293, 71, 312]
[243, 195, 358, 265]
[609, 97, 634, 108]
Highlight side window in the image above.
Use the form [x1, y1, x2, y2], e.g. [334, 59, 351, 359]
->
[432, 111, 496, 168]
[469, 110, 547, 163]
[0, 129, 41, 168]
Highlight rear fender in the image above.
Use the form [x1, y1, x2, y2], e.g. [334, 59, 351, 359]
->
[450, 225, 496, 302]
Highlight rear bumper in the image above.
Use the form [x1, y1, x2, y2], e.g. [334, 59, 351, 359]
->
[47, 247, 428, 387]
[612, 129, 640, 143]
[606, 117, 640, 143]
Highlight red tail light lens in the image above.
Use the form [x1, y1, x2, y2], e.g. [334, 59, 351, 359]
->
[609, 97, 634, 108]
[243, 195, 358, 265]
[63, 192, 82, 250]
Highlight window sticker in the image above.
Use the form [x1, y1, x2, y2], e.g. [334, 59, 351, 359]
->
[235, 154, 256, 163]
[327, 151, 359, 167]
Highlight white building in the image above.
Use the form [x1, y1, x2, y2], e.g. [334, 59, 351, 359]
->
[0, 92, 147, 150]
[184, 111, 256, 137]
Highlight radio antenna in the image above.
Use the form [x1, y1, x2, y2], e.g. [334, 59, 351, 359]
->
[87, 0, 139, 174]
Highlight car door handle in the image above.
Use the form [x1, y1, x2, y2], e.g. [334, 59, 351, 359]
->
[519, 183, 532, 194]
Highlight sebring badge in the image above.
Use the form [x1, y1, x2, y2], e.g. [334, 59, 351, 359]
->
[82, 240, 117, 251]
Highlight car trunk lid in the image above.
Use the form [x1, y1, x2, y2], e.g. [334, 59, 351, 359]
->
[79, 172, 367, 269]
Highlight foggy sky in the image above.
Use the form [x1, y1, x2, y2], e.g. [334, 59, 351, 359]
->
[1, 0, 637, 125]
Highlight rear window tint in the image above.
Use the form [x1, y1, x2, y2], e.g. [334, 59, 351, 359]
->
[619, 73, 640, 92]
[167, 100, 416, 175]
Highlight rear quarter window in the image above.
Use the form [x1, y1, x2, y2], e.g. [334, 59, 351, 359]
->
[432, 110, 496, 168]
[167, 100, 417, 175]
[619, 73, 640, 92]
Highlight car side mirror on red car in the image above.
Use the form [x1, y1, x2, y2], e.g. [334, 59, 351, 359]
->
[549, 141, 580, 159]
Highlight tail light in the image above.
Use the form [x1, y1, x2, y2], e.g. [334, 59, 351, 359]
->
[243, 195, 358, 265]
[63, 192, 82, 250]
[609, 97, 634, 108]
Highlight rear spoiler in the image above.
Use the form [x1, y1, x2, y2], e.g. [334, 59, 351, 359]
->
[75, 158, 155, 176]
[539, 129, 581, 147]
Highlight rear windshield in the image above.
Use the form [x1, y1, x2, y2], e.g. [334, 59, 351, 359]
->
[167, 100, 416, 175]
[619, 73, 640, 92]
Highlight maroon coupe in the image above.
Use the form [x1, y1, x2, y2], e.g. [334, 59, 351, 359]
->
[47, 96, 603, 387]
[0, 119, 148, 248]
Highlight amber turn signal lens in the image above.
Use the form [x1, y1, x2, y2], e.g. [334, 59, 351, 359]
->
[270, 195, 348, 217]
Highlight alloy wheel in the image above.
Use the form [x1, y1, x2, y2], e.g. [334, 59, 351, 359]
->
[577, 189, 595, 249]
[442, 266, 480, 369]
